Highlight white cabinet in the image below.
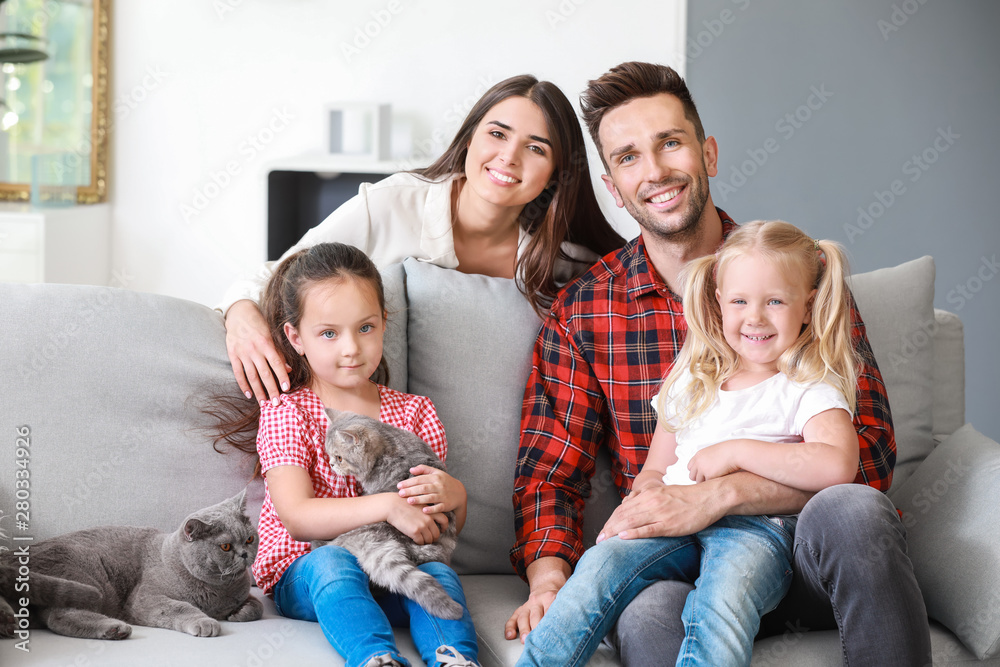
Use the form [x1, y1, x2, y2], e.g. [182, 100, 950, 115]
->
[0, 203, 110, 284]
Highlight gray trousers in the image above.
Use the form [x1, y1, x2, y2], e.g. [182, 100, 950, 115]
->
[606, 484, 932, 666]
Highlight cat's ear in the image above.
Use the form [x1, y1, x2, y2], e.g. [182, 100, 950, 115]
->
[184, 518, 211, 542]
[231, 488, 248, 513]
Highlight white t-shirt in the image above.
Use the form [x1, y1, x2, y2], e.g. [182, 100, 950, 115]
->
[651, 370, 851, 486]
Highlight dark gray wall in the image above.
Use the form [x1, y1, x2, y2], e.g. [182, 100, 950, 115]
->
[685, 0, 1000, 441]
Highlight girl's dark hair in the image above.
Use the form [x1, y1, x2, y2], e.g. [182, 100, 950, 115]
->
[207, 243, 388, 465]
[413, 74, 625, 315]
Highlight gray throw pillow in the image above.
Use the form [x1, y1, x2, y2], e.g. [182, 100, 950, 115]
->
[891, 423, 1000, 659]
[401, 258, 542, 575]
[849, 256, 936, 490]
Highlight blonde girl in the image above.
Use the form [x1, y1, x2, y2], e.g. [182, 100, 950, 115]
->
[212, 242, 479, 667]
[517, 221, 860, 667]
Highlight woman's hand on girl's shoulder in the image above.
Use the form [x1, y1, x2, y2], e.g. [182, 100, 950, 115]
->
[225, 299, 291, 403]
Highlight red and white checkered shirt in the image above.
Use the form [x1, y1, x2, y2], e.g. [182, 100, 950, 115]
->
[253, 385, 448, 594]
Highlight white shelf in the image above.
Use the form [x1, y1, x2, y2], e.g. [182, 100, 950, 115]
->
[265, 152, 427, 177]
[0, 203, 110, 285]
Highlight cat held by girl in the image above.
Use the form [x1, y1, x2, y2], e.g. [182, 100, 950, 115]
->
[313, 409, 462, 620]
[0, 490, 261, 640]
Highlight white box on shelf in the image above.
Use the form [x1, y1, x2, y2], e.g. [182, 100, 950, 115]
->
[326, 103, 391, 161]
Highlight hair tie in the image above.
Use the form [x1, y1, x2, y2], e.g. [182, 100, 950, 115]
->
[815, 239, 826, 267]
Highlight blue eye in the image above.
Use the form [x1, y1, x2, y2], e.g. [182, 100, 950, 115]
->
[321, 330, 337, 339]
[360, 324, 374, 334]
[664, 139, 680, 148]
[768, 299, 783, 306]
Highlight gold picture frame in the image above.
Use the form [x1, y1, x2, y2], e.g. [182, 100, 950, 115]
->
[0, 0, 110, 204]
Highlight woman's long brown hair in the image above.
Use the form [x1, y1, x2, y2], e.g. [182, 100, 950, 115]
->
[413, 74, 625, 316]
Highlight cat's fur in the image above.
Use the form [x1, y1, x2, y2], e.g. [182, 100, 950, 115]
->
[312, 409, 462, 620]
[0, 490, 262, 640]
[0, 566, 101, 638]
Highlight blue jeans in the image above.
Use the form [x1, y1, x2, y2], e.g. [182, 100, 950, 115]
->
[272, 545, 478, 667]
[608, 484, 932, 667]
[676, 514, 795, 666]
[516, 516, 793, 667]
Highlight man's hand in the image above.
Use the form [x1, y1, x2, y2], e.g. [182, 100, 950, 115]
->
[504, 557, 571, 643]
[597, 481, 727, 541]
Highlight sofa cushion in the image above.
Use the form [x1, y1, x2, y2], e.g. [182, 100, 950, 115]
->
[0, 283, 256, 540]
[381, 262, 409, 392]
[891, 423, 1000, 660]
[402, 259, 542, 575]
[849, 256, 936, 490]
[931, 309, 965, 440]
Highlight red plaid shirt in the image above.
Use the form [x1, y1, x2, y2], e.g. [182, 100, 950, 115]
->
[510, 212, 895, 578]
[254, 385, 447, 594]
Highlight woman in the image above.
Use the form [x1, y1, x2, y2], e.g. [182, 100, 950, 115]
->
[222, 74, 624, 403]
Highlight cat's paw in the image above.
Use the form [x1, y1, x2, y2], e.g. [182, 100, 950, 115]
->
[99, 620, 132, 640]
[227, 596, 263, 622]
[183, 617, 221, 637]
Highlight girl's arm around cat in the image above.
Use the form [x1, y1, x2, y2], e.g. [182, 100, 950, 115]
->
[266, 465, 449, 545]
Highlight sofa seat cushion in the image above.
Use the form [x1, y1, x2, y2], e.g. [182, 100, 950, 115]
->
[892, 423, 1000, 659]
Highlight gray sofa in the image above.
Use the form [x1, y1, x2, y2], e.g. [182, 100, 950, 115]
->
[2, 255, 999, 666]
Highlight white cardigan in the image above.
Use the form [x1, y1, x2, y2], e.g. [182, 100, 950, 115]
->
[218, 172, 597, 314]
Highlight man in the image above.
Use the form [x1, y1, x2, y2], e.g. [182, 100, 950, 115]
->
[505, 61, 930, 665]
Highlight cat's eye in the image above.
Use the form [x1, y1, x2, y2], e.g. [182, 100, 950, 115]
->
[220, 543, 232, 552]
[245, 536, 254, 545]
[334, 455, 343, 463]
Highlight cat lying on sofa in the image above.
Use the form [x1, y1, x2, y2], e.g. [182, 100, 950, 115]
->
[0, 491, 261, 642]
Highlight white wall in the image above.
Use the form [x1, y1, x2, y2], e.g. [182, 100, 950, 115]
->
[111, 1, 686, 305]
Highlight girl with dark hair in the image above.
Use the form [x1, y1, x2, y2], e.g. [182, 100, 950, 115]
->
[220, 75, 624, 404]
[214, 242, 480, 667]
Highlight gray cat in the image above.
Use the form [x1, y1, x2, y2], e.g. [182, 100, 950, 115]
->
[0, 490, 262, 640]
[312, 409, 463, 621]
[0, 566, 101, 639]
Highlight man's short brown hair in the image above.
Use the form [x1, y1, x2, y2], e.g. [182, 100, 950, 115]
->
[581, 62, 706, 170]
